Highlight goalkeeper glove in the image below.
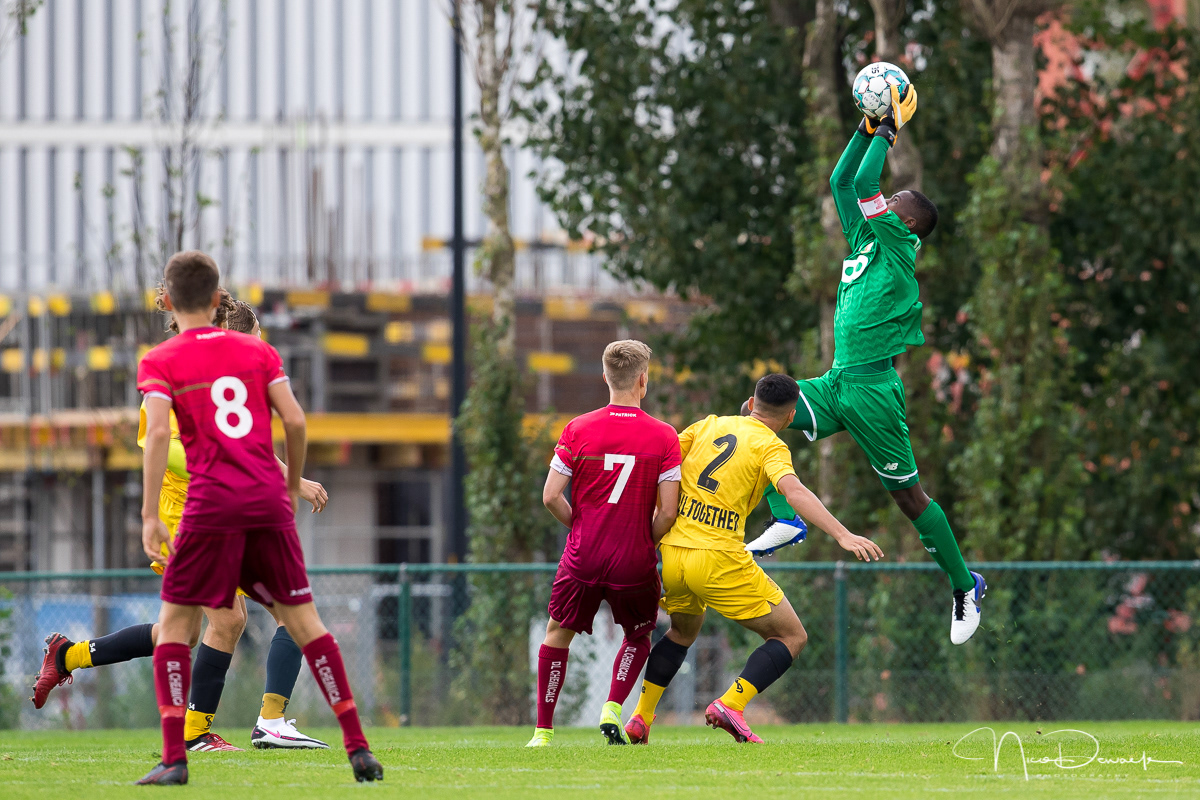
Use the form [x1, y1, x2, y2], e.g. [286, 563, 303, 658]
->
[856, 116, 879, 138]
[874, 84, 918, 147]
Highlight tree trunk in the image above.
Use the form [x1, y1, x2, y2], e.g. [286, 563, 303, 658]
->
[768, 0, 808, 28]
[989, 12, 1039, 171]
[868, 0, 923, 191]
[953, 1, 1086, 560]
[476, 0, 517, 358]
[801, 0, 842, 507]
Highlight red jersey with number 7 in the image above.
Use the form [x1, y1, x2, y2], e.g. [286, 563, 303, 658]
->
[551, 405, 682, 588]
[137, 326, 293, 531]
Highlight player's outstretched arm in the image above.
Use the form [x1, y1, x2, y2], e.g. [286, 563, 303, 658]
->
[542, 468, 573, 527]
[652, 479, 680, 544]
[853, 85, 918, 203]
[268, 381, 307, 512]
[140, 397, 173, 565]
[830, 129, 872, 237]
[274, 455, 328, 512]
[776, 474, 884, 561]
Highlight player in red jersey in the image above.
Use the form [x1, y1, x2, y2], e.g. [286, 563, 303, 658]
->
[526, 340, 682, 747]
[133, 251, 381, 786]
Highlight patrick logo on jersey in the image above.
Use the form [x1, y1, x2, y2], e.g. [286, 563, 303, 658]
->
[676, 491, 742, 532]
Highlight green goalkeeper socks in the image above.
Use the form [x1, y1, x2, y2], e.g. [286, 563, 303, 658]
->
[914, 500, 974, 591]
[761, 484, 973, 592]
[763, 483, 798, 520]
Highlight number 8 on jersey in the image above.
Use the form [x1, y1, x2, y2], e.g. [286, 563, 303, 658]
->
[211, 376, 253, 439]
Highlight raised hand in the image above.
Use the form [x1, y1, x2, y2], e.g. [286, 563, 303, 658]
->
[835, 531, 885, 562]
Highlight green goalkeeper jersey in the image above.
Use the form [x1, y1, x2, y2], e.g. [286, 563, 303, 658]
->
[828, 134, 924, 369]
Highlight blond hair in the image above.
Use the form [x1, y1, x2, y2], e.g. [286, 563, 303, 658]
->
[603, 339, 652, 391]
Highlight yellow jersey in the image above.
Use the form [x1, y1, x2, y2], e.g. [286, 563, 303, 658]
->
[137, 401, 190, 512]
[660, 415, 797, 552]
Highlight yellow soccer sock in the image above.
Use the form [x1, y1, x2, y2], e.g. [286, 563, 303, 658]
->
[633, 681, 666, 723]
[64, 641, 93, 672]
[260, 693, 288, 721]
[718, 677, 760, 712]
[184, 710, 214, 742]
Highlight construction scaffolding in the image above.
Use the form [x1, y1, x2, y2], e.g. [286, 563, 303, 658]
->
[0, 278, 694, 574]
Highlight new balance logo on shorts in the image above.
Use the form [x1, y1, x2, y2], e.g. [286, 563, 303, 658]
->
[884, 462, 899, 471]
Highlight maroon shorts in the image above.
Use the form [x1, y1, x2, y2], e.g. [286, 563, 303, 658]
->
[160, 523, 312, 610]
[547, 567, 661, 636]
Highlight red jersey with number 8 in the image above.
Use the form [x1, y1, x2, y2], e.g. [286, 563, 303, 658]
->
[137, 327, 292, 531]
[552, 405, 682, 588]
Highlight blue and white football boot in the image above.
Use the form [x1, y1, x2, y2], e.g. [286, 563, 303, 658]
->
[950, 571, 986, 645]
[744, 516, 808, 557]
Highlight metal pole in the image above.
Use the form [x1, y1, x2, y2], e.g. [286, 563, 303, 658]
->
[449, 0, 468, 562]
[398, 563, 412, 726]
[834, 561, 848, 723]
[91, 468, 105, 569]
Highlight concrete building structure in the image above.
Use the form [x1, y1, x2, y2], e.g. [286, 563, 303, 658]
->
[0, 1, 688, 572]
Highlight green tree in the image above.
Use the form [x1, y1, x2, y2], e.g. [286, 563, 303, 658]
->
[1049, 15, 1200, 558]
[451, 1, 555, 725]
[450, 324, 558, 724]
[525, 0, 819, 409]
[951, 0, 1088, 561]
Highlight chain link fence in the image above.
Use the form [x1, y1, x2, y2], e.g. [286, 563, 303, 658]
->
[2, 561, 1200, 731]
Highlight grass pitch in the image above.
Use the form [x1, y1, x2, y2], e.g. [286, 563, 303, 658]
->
[2, 721, 1198, 798]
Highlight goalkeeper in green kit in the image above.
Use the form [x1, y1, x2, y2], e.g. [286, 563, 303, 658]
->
[743, 83, 986, 644]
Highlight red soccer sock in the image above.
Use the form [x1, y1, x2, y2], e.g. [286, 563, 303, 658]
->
[536, 644, 570, 729]
[153, 643, 192, 765]
[607, 633, 651, 705]
[302, 633, 369, 754]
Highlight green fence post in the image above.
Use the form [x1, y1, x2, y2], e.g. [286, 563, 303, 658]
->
[398, 563, 412, 726]
[834, 560, 848, 723]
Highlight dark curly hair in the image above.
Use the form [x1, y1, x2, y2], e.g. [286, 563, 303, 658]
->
[155, 286, 235, 333]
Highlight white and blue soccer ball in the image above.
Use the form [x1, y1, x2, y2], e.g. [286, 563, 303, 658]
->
[852, 62, 911, 120]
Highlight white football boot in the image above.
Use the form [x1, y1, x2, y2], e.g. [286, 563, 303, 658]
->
[250, 716, 330, 749]
[744, 516, 808, 557]
[950, 571, 987, 645]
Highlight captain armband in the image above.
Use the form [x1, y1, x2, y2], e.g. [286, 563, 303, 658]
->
[858, 193, 888, 220]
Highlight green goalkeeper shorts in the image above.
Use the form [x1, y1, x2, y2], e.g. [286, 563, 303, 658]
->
[790, 367, 920, 490]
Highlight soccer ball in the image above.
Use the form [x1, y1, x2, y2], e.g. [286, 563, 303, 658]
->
[852, 62, 911, 120]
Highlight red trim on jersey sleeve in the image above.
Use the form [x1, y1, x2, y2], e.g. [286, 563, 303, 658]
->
[136, 351, 173, 397]
[553, 421, 577, 468]
[661, 429, 683, 472]
[262, 341, 289, 386]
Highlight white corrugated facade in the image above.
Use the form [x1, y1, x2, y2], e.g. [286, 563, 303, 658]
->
[0, 0, 561, 293]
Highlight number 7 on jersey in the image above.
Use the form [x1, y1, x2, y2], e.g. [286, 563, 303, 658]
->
[604, 454, 636, 504]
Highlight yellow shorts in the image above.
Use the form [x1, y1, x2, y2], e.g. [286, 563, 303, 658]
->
[150, 499, 248, 598]
[659, 544, 784, 621]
